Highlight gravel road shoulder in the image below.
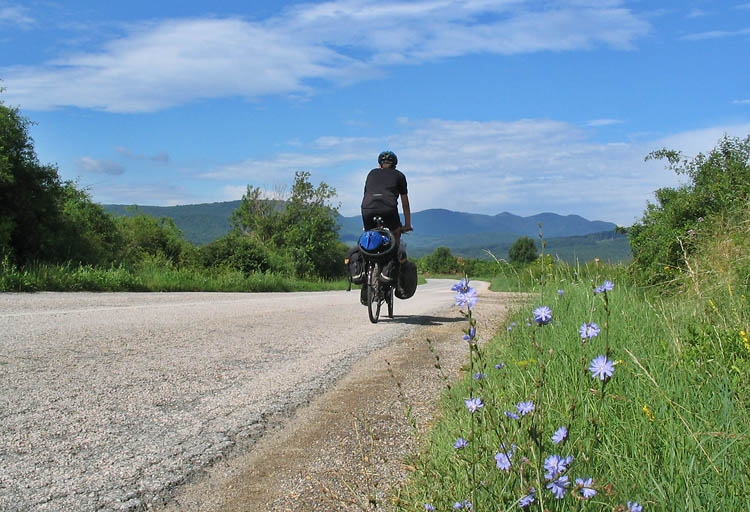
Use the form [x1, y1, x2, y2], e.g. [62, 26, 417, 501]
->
[159, 284, 526, 511]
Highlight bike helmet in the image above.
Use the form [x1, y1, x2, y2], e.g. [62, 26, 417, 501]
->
[377, 150, 398, 166]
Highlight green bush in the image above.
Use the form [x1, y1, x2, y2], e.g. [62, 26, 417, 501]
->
[508, 235, 538, 264]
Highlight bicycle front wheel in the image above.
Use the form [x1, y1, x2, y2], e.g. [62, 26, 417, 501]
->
[367, 263, 381, 324]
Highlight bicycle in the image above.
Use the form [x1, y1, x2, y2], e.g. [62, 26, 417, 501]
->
[359, 217, 400, 324]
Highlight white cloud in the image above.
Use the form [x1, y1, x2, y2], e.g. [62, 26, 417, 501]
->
[194, 119, 750, 225]
[682, 27, 750, 40]
[1, 1, 649, 112]
[115, 146, 170, 163]
[586, 118, 623, 127]
[74, 157, 125, 175]
[0, 4, 34, 27]
[733, 99, 750, 105]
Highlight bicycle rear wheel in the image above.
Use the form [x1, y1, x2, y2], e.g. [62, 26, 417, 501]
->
[367, 263, 381, 323]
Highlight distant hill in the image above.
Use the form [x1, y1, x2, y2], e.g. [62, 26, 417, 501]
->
[103, 201, 629, 263]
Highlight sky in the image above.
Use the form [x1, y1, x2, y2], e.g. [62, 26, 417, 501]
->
[1, 0, 749, 226]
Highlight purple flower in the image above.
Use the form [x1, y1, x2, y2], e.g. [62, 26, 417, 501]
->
[473, 372, 486, 380]
[602, 280, 614, 291]
[452, 278, 470, 293]
[464, 397, 483, 413]
[576, 477, 596, 499]
[463, 327, 477, 341]
[557, 289, 564, 297]
[579, 322, 601, 340]
[544, 454, 573, 479]
[455, 288, 478, 309]
[532, 306, 552, 325]
[518, 488, 535, 508]
[494, 444, 516, 471]
[504, 410, 520, 420]
[627, 501, 643, 512]
[454, 437, 468, 449]
[594, 285, 605, 294]
[425, 505, 435, 511]
[453, 501, 472, 509]
[511, 322, 517, 327]
[551, 426, 568, 444]
[495, 363, 505, 369]
[589, 355, 615, 381]
[546, 475, 569, 499]
[516, 401, 535, 416]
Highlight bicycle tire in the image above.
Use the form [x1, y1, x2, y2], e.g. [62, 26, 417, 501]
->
[367, 263, 381, 323]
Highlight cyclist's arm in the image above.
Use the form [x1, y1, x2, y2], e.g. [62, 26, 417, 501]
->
[400, 193, 412, 231]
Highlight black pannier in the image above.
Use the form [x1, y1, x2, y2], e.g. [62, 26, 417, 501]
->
[395, 259, 418, 299]
[345, 245, 365, 286]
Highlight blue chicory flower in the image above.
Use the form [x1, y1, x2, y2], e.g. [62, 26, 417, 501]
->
[463, 326, 477, 341]
[546, 475, 569, 499]
[464, 397, 484, 413]
[576, 477, 596, 499]
[602, 280, 614, 291]
[518, 488, 535, 508]
[473, 372, 486, 380]
[627, 501, 643, 512]
[544, 454, 573, 479]
[455, 288, 479, 309]
[589, 355, 615, 381]
[494, 449, 513, 471]
[495, 363, 505, 369]
[454, 437, 468, 449]
[532, 306, 553, 325]
[516, 401, 535, 416]
[557, 289, 564, 297]
[579, 322, 601, 340]
[425, 505, 435, 511]
[504, 410, 520, 420]
[551, 426, 568, 444]
[452, 278, 470, 293]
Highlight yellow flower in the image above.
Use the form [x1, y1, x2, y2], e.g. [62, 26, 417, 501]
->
[709, 299, 717, 311]
[741, 330, 746, 337]
[642, 404, 655, 421]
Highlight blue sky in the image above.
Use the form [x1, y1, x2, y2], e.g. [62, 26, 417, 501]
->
[1, 0, 749, 225]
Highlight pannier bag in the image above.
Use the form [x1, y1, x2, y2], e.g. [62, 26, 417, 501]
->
[345, 245, 365, 288]
[395, 260, 418, 299]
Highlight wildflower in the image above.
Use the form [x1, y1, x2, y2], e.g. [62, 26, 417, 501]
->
[455, 287, 479, 309]
[602, 280, 614, 291]
[454, 437, 468, 449]
[544, 454, 573, 479]
[575, 477, 596, 499]
[533, 306, 552, 325]
[452, 278, 470, 293]
[594, 285, 605, 294]
[516, 401, 535, 416]
[557, 289, 564, 297]
[464, 397, 483, 413]
[642, 404, 655, 421]
[518, 488, 535, 508]
[579, 322, 601, 340]
[551, 426, 568, 444]
[453, 501, 472, 509]
[473, 372, 486, 380]
[627, 501, 643, 511]
[505, 410, 520, 420]
[546, 475, 569, 499]
[495, 363, 505, 369]
[462, 326, 477, 341]
[507, 326, 513, 331]
[589, 355, 615, 381]
[495, 451, 512, 471]
[511, 322, 517, 327]
[425, 505, 435, 511]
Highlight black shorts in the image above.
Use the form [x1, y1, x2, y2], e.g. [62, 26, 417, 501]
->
[362, 209, 402, 231]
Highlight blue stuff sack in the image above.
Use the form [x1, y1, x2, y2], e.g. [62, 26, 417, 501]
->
[359, 231, 390, 251]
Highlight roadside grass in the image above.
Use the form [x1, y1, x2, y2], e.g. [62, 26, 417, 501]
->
[0, 259, 350, 292]
[396, 263, 749, 511]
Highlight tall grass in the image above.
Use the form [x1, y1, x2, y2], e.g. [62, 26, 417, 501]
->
[397, 244, 749, 510]
[0, 258, 349, 292]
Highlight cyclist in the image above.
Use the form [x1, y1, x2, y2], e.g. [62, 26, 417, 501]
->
[360, 150, 412, 285]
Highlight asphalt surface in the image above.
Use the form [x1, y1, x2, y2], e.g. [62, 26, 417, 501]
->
[0, 280, 459, 511]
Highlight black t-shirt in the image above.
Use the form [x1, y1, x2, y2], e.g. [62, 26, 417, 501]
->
[361, 167, 408, 211]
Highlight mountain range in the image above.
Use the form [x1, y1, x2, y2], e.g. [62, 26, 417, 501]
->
[102, 201, 630, 263]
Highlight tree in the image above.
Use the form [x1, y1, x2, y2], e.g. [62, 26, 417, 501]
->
[421, 246, 459, 274]
[0, 95, 66, 263]
[629, 134, 750, 283]
[508, 236, 538, 264]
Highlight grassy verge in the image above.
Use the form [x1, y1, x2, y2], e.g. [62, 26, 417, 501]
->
[397, 267, 749, 511]
[0, 260, 350, 292]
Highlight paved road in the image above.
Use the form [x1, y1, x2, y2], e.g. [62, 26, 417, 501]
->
[0, 280, 462, 511]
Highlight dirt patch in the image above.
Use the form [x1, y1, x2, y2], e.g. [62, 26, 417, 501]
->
[160, 286, 523, 511]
